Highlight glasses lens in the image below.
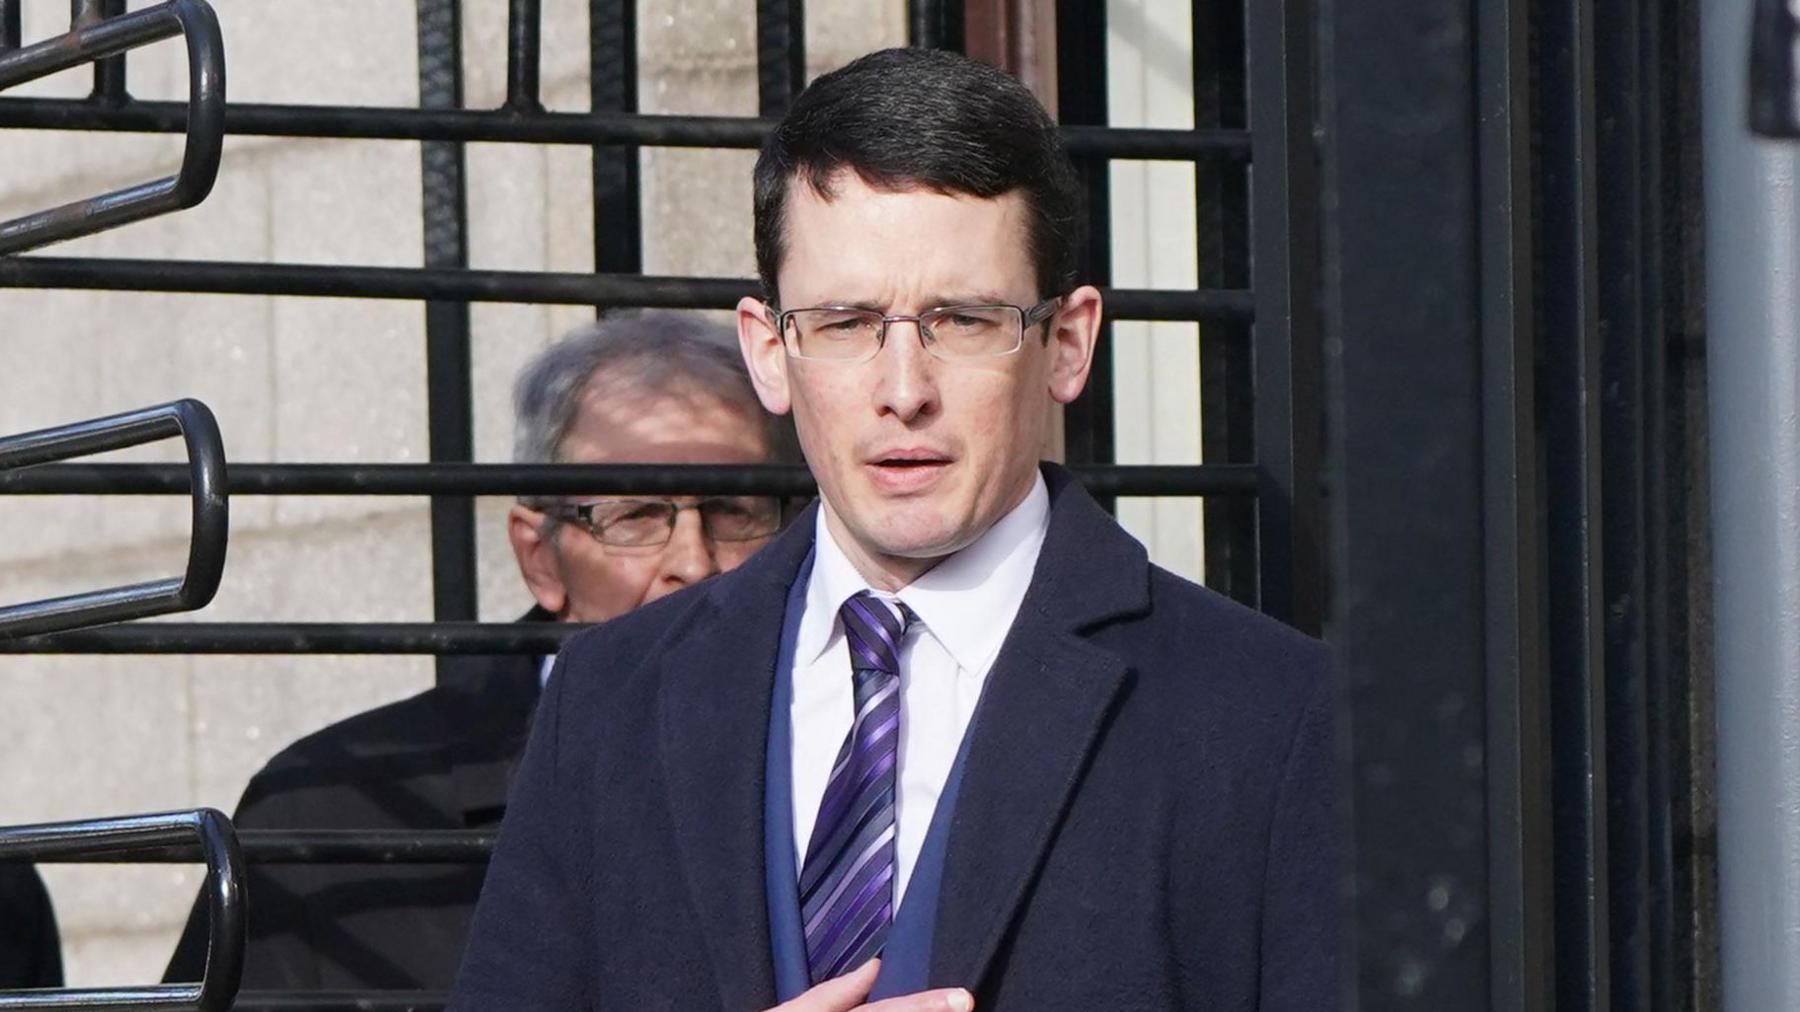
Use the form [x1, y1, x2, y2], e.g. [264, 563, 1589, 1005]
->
[591, 500, 676, 547]
[788, 309, 883, 360]
[699, 496, 781, 541]
[922, 305, 1022, 357]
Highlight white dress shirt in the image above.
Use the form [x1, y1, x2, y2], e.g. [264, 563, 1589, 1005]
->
[790, 472, 1051, 906]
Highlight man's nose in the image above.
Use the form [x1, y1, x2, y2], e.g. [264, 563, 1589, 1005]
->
[658, 507, 721, 587]
[874, 319, 940, 422]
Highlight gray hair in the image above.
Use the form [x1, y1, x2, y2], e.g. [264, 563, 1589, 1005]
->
[513, 311, 797, 511]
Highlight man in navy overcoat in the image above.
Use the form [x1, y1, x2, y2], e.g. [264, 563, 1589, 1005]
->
[451, 47, 1341, 1012]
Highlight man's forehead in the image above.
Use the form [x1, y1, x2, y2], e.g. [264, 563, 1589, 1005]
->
[777, 173, 1034, 301]
[560, 380, 767, 464]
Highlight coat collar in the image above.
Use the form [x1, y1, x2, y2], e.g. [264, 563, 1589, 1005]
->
[441, 606, 552, 827]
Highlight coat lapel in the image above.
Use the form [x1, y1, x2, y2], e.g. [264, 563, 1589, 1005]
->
[657, 508, 818, 1009]
[442, 608, 548, 827]
[928, 467, 1151, 990]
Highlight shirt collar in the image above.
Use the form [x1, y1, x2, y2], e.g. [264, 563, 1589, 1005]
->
[796, 471, 1051, 673]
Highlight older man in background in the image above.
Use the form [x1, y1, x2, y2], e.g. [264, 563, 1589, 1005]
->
[165, 311, 795, 992]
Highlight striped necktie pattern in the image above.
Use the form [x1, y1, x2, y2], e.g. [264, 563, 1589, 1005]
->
[798, 590, 913, 983]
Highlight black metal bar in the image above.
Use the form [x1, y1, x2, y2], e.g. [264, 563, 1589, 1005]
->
[90, 0, 127, 104]
[0, 257, 1255, 319]
[1055, 0, 1114, 498]
[0, 622, 579, 655]
[1596, 0, 1686, 1004]
[1540, 0, 1611, 1003]
[0, 462, 1256, 497]
[0, 400, 228, 640]
[589, 0, 640, 300]
[1649, 2, 1708, 1005]
[906, 0, 961, 50]
[1476, 0, 1554, 1006]
[1321, 0, 1510, 1001]
[756, 0, 805, 118]
[504, 0, 542, 112]
[1192, 0, 1256, 607]
[416, 0, 479, 680]
[0, 0, 225, 255]
[0, 0, 18, 51]
[32, 829, 496, 864]
[0, 809, 243, 1012]
[1246, 0, 1322, 633]
[0, 97, 1254, 159]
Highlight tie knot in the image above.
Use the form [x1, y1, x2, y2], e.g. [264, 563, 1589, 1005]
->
[838, 591, 911, 675]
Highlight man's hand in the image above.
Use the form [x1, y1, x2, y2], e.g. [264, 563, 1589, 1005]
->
[768, 959, 974, 1012]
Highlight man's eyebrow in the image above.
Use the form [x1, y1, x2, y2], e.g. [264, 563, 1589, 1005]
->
[810, 293, 1014, 311]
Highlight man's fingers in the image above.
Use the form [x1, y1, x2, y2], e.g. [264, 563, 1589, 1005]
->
[860, 987, 975, 1012]
[768, 958, 881, 1011]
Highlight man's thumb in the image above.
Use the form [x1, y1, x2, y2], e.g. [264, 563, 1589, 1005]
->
[774, 958, 881, 1011]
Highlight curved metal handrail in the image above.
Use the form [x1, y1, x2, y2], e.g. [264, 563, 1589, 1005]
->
[0, 809, 245, 1011]
[0, 399, 228, 639]
[0, 0, 225, 254]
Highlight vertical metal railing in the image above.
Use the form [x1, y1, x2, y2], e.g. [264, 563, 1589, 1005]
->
[1192, 0, 1258, 609]
[1052, 0, 1116, 507]
[757, 0, 806, 117]
[417, 0, 481, 681]
[1245, 0, 1322, 632]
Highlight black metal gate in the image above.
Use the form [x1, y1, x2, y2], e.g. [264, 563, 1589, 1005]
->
[0, 0, 1720, 1009]
[0, 1, 1320, 1009]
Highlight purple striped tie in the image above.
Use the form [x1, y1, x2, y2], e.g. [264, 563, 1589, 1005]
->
[799, 591, 913, 984]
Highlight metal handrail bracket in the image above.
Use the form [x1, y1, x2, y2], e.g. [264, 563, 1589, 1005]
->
[0, 399, 228, 639]
[0, 809, 244, 1011]
[0, 0, 224, 254]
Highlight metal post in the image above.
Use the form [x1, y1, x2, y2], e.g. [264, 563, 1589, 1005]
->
[1191, 0, 1256, 608]
[1246, 0, 1322, 633]
[1321, 0, 1550, 1002]
[907, 0, 962, 50]
[756, 0, 804, 118]
[1537, 0, 1611, 1005]
[1700, 0, 1800, 1007]
[505, 0, 542, 113]
[589, 0, 641, 287]
[1054, 0, 1114, 499]
[1, 0, 20, 52]
[416, 0, 480, 668]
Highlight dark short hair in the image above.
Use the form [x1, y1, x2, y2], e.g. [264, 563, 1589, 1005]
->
[753, 47, 1085, 303]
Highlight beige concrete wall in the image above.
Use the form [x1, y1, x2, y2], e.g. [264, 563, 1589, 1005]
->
[1107, 0, 1205, 583]
[0, 0, 902, 985]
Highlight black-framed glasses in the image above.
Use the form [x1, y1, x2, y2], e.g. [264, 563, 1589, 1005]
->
[546, 496, 782, 549]
[773, 297, 1062, 362]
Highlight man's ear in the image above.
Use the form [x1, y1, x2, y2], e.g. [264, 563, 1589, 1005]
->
[508, 504, 568, 618]
[737, 295, 793, 415]
[1046, 284, 1103, 405]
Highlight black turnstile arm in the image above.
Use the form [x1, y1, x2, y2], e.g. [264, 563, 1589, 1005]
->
[0, 810, 244, 1011]
[0, 0, 224, 254]
[0, 399, 228, 639]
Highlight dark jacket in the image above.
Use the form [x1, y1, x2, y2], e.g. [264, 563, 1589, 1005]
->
[0, 864, 62, 989]
[451, 466, 1344, 1010]
[164, 611, 548, 990]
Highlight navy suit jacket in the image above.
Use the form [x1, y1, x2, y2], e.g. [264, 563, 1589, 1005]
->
[451, 466, 1343, 1010]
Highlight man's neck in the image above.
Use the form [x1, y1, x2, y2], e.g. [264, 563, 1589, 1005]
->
[817, 476, 1039, 592]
